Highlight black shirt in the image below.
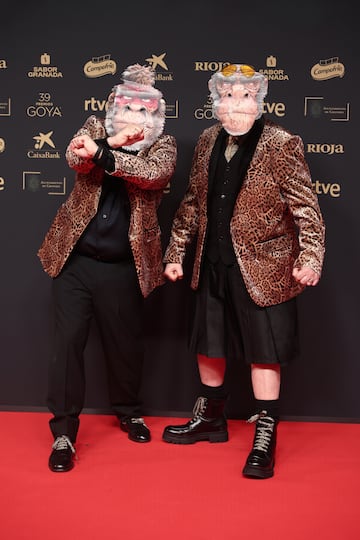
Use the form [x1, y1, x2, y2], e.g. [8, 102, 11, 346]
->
[75, 140, 133, 262]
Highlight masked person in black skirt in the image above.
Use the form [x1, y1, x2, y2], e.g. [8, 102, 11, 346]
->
[162, 64, 325, 479]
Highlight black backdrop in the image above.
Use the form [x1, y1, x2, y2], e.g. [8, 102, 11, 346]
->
[0, 0, 359, 421]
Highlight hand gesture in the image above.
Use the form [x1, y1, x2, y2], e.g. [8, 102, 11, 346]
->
[293, 266, 320, 286]
[164, 263, 183, 282]
[70, 135, 98, 159]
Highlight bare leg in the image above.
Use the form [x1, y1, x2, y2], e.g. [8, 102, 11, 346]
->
[198, 354, 226, 386]
[251, 363, 280, 400]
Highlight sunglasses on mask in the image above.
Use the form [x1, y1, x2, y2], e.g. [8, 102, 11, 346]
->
[221, 64, 256, 78]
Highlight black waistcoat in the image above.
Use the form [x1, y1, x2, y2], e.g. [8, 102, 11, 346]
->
[205, 117, 265, 265]
[206, 141, 245, 264]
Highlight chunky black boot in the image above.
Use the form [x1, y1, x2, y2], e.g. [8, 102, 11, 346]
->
[242, 411, 278, 479]
[162, 396, 228, 444]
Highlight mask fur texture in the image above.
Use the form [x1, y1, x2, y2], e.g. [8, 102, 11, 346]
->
[208, 65, 268, 135]
[105, 64, 166, 151]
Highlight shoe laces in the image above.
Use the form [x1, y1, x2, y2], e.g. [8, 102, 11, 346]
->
[192, 396, 207, 418]
[129, 417, 147, 427]
[247, 410, 275, 453]
[52, 435, 76, 454]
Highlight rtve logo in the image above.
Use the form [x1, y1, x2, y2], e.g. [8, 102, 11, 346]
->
[84, 97, 108, 112]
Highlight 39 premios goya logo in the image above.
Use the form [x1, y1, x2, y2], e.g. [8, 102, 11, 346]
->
[26, 93, 62, 118]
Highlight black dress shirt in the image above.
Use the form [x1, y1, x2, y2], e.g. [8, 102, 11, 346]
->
[75, 139, 134, 262]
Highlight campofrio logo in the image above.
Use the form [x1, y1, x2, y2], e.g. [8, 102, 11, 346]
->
[311, 57, 345, 81]
[83, 54, 117, 78]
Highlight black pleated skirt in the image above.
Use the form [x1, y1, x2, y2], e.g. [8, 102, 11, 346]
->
[189, 259, 299, 366]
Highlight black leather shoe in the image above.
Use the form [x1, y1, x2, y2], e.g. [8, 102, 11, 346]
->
[242, 412, 277, 479]
[163, 396, 228, 444]
[120, 417, 151, 443]
[48, 435, 75, 472]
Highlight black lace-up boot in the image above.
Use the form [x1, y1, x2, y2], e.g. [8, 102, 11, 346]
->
[162, 396, 228, 444]
[242, 411, 278, 479]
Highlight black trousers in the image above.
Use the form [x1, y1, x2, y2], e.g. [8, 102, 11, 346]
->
[47, 254, 144, 442]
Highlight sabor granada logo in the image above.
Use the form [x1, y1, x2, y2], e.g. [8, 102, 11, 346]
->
[311, 57, 345, 81]
[84, 54, 117, 78]
[259, 56, 289, 81]
[28, 53, 63, 78]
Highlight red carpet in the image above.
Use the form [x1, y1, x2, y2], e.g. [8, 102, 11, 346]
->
[0, 412, 359, 540]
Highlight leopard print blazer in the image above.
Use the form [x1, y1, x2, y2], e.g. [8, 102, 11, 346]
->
[164, 120, 325, 307]
[38, 115, 177, 298]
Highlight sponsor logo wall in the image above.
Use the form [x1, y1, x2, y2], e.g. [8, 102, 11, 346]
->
[0, 0, 358, 420]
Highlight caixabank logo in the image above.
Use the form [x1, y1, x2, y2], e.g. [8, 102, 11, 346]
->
[28, 53, 63, 78]
[145, 52, 178, 118]
[145, 52, 173, 81]
[27, 131, 60, 159]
